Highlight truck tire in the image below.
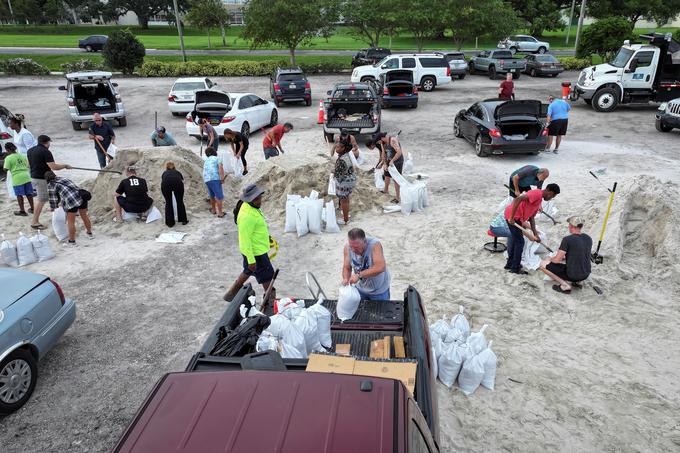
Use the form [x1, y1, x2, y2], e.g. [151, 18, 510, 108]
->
[360, 76, 375, 83]
[509, 47, 517, 55]
[512, 72, 520, 80]
[118, 117, 127, 127]
[420, 76, 436, 92]
[458, 73, 466, 80]
[71, 121, 80, 131]
[592, 88, 619, 112]
[656, 118, 673, 132]
[468, 63, 476, 75]
[0, 348, 38, 415]
[453, 117, 463, 138]
[538, 46, 547, 54]
[488, 66, 497, 80]
[475, 134, 487, 157]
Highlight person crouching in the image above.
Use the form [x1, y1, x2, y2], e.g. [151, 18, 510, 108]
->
[45, 170, 93, 245]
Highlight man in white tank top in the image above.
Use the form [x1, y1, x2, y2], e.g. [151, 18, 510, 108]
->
[342, 228, 391, 301]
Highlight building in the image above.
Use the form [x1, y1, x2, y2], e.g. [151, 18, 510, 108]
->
[116, 0, 246, 26]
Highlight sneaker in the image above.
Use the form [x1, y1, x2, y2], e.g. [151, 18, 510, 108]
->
[509, 269, 529, 275]
[86, 232, 94, 239]
[553, 148, 559, 154]
[63, 240, 77, 247]
[14, 211, 28, 216]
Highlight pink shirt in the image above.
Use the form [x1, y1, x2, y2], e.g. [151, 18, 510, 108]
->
[505, 189, 543, 222]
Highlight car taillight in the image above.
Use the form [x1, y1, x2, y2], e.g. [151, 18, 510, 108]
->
[221, 116, 236, 123]
[446, 66, 451, 76]
[51, 279, 65, 306]
[274, 83, 281, 92]
[168, 95, 176, 102]
[67, 98, 75, 107]
[489, 128, 502, 138]
[542, 128, 549, 136]
[412, 86, 418, 94]
[499, 59, 504, 67]
[0, 132, 10, 140]
[305, 82, 310, 89]
[383, 87, 389, 95]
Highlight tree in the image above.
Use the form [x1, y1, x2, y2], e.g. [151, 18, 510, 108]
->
[185, 0, 230, 48]
[243, 0, 339, 65]
[576, 16, 634, 61]
[507, 0, 568, 36]
[102, 29, 146, 74]
[108, 0, 188, 29]
[447, 0, 522, 49]
[396, 0, 449, 51]
[13, 0, 68, 24]
[341, 0, 398, 48]
[587, 0, 680, 28]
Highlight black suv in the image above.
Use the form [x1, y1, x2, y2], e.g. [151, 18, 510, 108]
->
[78, 35, 108, 52]
[269, 67, 311, 107]
[351, 48, 392, 67]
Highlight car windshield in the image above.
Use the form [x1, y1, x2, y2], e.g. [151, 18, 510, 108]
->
[278, 73, 303, 82]
[173, 82, 205, 91]
[610, 48, 634, 68]
[536, 55, 558, 62]
[373, 56, 389, 67]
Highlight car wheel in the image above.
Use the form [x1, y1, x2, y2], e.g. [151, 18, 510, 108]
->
[71, 121, 80, 131]
[475, 134, 487, 157]
[538, 46, 547, 54]
[453, 118, 463, 138]
[488, 66, 497, 80]
[512, 72, 520, 80]
[241, 122, 250, 139]
[530, 68, 537, 77]
[360, 76, 375, 83]
[0, 349, 38, 415]
[509, 47, 517, 55]
[411, 102, 418, 109]
[656, 118, 673, 132]
[118, 117, 127, 127]
[551, 73, 559, 77]
[592, 88, 619, 113]
[468, 63, 476, 75]
[270, 109, 278, 127]
[420, 77, 436, 92]
[171, 112, 181, 117]
[85, 45, 92, 52]
[458, 74, 466, 80]
[305, 98, 312, 107]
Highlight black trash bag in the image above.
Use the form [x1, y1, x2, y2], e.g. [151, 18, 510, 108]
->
[210, 315, 271, 357]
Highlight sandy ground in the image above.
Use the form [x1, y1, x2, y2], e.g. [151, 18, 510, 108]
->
[1, 73, 679, 453]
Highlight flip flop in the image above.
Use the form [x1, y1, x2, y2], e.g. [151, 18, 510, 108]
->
[552, 284, 571, 294]
[217, 213, 226, 218]
[30, 224, 46, 230]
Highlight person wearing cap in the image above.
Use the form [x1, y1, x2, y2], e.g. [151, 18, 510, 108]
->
[504, 183, 561, 274]
[539, 216, 593, 293]
[27, 135, 71, 230]
[150, 126, 177, 147]
[113, 166, 154, 222]
[45, 170, 93, 245]
[88, 113, 116, 168]
[508, 165, 549, 197]
[262, 122, 293, 160]
[223, 184, 275, 302]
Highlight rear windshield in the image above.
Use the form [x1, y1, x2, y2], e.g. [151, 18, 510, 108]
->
[333, 88, 373, 99]
[493, 51, 513, 59]
[536, 55, 558, 62]
[278, 73, 304, 82]
[446, 53, 465, 60]
[173, 82, 205, 91]
[418, 57, 448, 68]
[368, 49, 390, 57]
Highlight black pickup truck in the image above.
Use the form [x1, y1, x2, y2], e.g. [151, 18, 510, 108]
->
[113, 284, 440, 453]
[323, 82, 381, 141]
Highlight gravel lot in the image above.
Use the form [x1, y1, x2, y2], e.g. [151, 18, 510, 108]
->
[1, 72, 679, 453]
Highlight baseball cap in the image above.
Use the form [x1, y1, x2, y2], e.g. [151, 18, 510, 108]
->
[156, 126, 166, 133]
[567, 216, 585, 227]
[241, 184, 265, 202]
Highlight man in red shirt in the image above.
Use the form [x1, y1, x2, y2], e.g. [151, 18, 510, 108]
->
[504, 183, 560, 274]
[262, 122, 293, 159]
[498, 73, 515, 100]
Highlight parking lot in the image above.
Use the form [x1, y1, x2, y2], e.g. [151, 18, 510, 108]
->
[1, 71, 679, 452]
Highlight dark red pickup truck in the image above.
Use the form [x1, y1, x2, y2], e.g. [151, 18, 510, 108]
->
[112, 285, 440, 453]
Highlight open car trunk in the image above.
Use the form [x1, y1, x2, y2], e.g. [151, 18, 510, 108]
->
[73, 82, 117, 114]
[386, 82, 414, 96]
[498, 120, 544, 139]
[192, 90, 231, 125]
[327, 102, 375, 128]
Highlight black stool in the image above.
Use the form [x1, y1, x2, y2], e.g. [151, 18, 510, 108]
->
[484, 230, 507, 253]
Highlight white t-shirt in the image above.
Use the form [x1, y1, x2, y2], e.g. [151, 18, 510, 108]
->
[13, 128, 37, 155]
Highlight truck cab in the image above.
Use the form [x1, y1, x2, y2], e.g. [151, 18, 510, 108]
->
[572, 33, 680, 112]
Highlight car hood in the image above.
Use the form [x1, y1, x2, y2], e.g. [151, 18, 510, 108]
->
[494, 100, 542, 119]
[0, 269, 47, 310]
[382, 70, 414, 84]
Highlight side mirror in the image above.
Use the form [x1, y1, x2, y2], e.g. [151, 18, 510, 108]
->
[58, 85, 66, 90]
[112, 82, 118, 87]
[459, 109, 468, 116]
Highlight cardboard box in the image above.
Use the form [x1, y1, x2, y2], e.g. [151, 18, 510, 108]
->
[335, 344, 351, 356]
[306, 354, 356, 375]
[353, 360, 417, 395]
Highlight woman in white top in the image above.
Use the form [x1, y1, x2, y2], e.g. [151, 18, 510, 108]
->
[9, 115, 37, 155]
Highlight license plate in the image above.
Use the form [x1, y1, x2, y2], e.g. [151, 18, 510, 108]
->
[210, 120, 220, 125]
[289, 84, 296, 89]
[510, 69, 516, 73]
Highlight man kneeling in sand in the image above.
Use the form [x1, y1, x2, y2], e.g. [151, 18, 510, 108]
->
[540, 216, 593, 294]
[113, 166, 154, 222]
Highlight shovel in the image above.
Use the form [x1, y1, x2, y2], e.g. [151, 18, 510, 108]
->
[94, 136, 114, 162]
[70, 166, 122, 175]
[512, 223, 554, 253]
[590, 178, 618, 264]
[259, 268, 279, 312]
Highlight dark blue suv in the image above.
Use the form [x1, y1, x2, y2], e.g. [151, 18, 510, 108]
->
[269, 67, 311, 107]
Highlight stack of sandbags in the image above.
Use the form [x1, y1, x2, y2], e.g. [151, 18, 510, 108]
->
[284, 190, 340, 237]
[429, 305, 497, 395]
[387, 165, 429, 216]
[1, 232, 55, 267]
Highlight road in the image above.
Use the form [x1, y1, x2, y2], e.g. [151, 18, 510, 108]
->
[0, 46, 577, 56]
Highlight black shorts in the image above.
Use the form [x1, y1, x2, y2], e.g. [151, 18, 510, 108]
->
[546, 262, 585, 282]
[117, 196, 153, 214]
[384, 157, 404, 179]
[242, 253, 274, 284]
[548, 119, 568, 136]
[66, 200, 88, 213]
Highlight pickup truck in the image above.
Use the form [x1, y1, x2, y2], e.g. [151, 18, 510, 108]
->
[323, 82, 381, 141]
[571, 32, 680, 112]
[112, 283, 440, 453]
[468, 50, 526, 79]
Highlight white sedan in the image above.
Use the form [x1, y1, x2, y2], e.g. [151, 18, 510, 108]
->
[185, 92, 278, 140]
[168, 77, 218, 116]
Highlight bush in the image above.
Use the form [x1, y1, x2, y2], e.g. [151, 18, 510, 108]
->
[576, 16, 634, 61]
[0, 58, 51, 76]
[298, 61, 351, 73]
[558, 56, 592, 70]
[103, 29, 145, 75]
[138, 59, 351, 77]
[60, 59, 105, 73]
[674, 30, 680, 43]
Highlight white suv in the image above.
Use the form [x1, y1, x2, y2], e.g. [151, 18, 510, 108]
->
[351, 54, 451, 92]
[498, 35, 550, 54]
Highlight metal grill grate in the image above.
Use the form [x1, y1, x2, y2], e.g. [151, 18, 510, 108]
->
[304, 299, 403, 326]
[327, 117, 375, 128]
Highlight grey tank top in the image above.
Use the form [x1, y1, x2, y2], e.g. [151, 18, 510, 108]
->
[349, 237, 391, 296]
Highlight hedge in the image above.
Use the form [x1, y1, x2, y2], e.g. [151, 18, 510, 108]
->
[138, 59, 351, 77]
[557, 56, 592, 70]
[0, 58, 50, 75]
[60, 58, 105, 73]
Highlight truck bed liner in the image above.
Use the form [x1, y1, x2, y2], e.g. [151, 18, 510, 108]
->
[330, 330, 401, 356]
[308, 299, 403, 327]
[327, 117, 374, 128]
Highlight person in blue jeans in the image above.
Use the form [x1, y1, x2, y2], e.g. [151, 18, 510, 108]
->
[342, 228, 391, 301]
[489, 211, 511, 237]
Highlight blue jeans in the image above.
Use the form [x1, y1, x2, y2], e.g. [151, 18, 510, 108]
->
[357, 287, 391, 301]
[96, 149, 107, 168]
[505, 221, 524, 271]
[489, 225, 510, 238]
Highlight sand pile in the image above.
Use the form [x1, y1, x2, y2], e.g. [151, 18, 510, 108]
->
[242, 153, 392, 220]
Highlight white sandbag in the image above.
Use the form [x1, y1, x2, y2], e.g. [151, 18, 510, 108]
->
[309, 190, 319, 200]
[30, 231, 55, 262]
[324, 200, 341, 233]
[521, 230, 546, 270]
[438, 341, 469, 388]
[295, 199, 310, 237]
[467, 324, 489, 355]
[284, 194, 301, 233]
[218, 149, 233, 174]
[480, 341, 497, 390]
[337, 284, 361, 321]
[498, 195, 513, 212]
[387, 164, 410, 187]
[374, 168, 385, 190]
[430, 318, 450, 340]
[294, 309, 323, 353]
[400, 185, 414, 215]
[348, 149, 359, 168]
[327, 174, 336, 196]
[450, 306, 470, 341]
[262, 314, 307, 359]
[275, 298, 305, 319]
[307, 297, 332, 349]
[256, 331, 278, 353]
[5, 171, 15, 198]
[171, 193, 178, 222]
[122, 210, 139, 221]
[307, 199, 324, 234]
[458, 347, 486, 396]
[402, 153, 414, 175]
[16, 232, 37, 267]
[146, 206, 162, 223]
[231, 153, 244, 178]
[1, 234, 19, 267]
[356, 150, 365, 166]
[52, 207, 69, 241]
[239, 303, 263, 319]
[107, 143, 118, 158]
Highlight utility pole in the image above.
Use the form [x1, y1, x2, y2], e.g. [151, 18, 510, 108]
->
[172, 0, 187, 63]
[566, 0, 576, 44]
[574, 0, 587, 52]
[7, 0, 15, 23]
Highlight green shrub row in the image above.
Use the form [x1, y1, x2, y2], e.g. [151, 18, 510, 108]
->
[60, 58, 105, 73]
[557, 56, 592, 70]
[138, 59, 352, 77]
[0, 58, 50, 75]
